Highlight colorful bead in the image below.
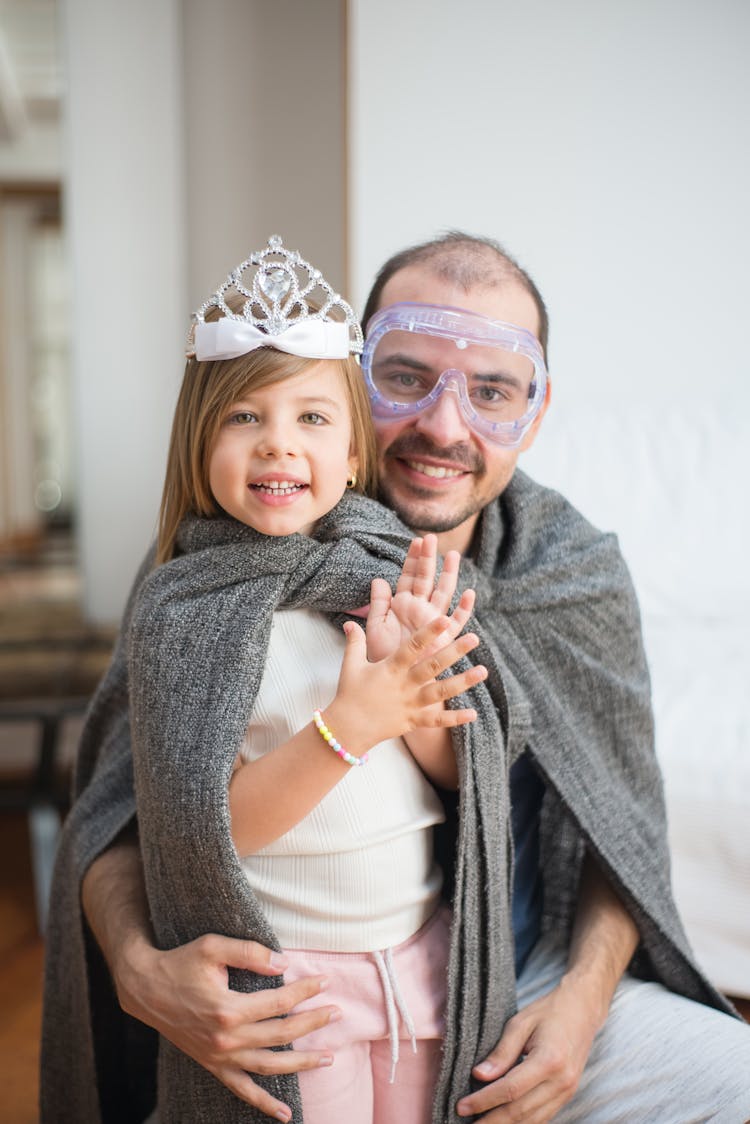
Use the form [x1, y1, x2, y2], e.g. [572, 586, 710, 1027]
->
[312, 709, 369, 767]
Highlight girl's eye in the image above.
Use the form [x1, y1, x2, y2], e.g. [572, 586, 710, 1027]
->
[300, 412, 326, 425]
[228, 411, 257, 425]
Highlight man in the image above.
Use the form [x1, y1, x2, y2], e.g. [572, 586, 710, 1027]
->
[43, 233, 750, 1123]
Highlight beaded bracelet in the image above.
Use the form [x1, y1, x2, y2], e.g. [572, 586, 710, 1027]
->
[312, 708, 369, 767]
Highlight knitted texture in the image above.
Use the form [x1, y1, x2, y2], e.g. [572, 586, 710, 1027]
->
[41, 478, 733, 1124]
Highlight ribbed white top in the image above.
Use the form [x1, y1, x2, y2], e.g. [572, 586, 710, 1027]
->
[238, 609, 445, 951]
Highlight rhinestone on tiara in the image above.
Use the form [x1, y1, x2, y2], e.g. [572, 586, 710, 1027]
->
[186, 234, 363, 358]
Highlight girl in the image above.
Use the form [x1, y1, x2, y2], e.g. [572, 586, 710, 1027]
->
[126, 236, 493, 1124]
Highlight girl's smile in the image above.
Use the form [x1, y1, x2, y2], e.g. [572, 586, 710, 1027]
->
[250, 473, 310, 503]
[208, 361, 358, 537]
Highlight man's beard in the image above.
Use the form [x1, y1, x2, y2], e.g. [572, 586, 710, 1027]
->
[377, 434, 486, 534]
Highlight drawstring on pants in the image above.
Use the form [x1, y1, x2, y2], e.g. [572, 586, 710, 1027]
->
[372, 947, 418, 1083]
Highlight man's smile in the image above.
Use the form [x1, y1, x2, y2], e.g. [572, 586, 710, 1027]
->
[403, 460, 465, 480]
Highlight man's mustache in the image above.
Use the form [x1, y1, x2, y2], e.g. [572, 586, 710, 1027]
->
[382, 433, 484, 474]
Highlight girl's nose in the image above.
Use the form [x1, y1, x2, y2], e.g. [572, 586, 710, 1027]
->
[258, 420, 299, 457]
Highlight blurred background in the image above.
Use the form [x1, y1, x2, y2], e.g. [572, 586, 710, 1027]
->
[0, 1, 748, 1118]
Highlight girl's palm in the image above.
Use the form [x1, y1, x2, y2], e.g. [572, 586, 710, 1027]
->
[365, 536, 474, 661]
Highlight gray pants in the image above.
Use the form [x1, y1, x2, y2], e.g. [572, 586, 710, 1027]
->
[517, 934, 750, 1123]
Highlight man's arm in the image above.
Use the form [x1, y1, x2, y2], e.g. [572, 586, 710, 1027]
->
[456, 853, 639, 1123]
[82, 831, 340, 1123]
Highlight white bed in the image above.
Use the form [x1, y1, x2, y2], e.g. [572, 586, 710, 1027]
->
[524, 402, 750, 998]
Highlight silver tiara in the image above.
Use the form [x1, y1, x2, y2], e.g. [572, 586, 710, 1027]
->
[186, 235, 363, 361]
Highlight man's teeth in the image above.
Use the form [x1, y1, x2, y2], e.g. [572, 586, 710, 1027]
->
[407, 460, 463, 479]
[253, 480, 305, 495]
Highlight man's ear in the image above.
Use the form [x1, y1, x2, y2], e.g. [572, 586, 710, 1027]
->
[519, 377, 551, 452]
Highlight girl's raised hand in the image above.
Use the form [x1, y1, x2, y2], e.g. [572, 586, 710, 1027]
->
[366, 535, 476, 662]
[328, 614, 488, 753]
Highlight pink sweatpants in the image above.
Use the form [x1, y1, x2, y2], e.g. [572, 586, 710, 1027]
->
[281, 907, 451, 1124]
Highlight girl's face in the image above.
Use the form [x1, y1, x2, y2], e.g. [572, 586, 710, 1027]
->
[208, 360, 358, 537]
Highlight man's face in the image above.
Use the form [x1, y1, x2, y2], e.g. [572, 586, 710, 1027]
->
[372, 267, 549, 554]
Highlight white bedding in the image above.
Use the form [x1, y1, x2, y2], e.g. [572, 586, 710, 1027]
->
[524, 403, 750, 998]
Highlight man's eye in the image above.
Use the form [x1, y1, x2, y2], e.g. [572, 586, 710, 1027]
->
[300, 412, 326, 425]
[383, 371, 426, 394]
[473, 386, 505, 403]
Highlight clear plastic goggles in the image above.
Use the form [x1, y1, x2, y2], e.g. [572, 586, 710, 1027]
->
[362, 302, 548, 447]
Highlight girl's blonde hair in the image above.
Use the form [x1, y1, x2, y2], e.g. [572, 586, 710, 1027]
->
[157, 343, 377, 565]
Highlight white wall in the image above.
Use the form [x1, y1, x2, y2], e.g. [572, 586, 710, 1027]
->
[348, 0, 750, 415]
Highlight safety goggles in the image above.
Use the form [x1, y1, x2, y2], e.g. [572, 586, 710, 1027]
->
[362, 302, 548, 447]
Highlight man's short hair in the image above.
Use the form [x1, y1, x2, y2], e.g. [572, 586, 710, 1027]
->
[361, 230, 549, 363]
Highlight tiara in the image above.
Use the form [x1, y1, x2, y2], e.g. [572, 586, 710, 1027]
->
[186, 235, 363, 361]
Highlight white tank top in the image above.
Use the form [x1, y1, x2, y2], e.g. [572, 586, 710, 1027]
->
[238, 609, 445, 952]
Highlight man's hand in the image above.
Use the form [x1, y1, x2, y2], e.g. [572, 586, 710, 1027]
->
[456, 977, 601, 1122]
[116, 932, 338, 1123]
[82, 836, 339, 1123]
[456, 856, 639, 1123]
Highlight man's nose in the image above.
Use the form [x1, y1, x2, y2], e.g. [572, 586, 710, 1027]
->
[413, 382, 472, 447]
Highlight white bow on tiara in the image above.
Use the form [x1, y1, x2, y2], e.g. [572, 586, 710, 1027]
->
[186, 235, 363, 361]
[193, 318, 353, 362]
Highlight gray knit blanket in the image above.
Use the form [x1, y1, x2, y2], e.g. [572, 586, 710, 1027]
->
[41, 474, 732, 1124]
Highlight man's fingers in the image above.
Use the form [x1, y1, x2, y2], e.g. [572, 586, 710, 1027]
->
[472, 1013, 532, 1080]
[197, 933, 290, 976]
[240, 975, 332, 1022]
[457, 1054, 548, 1118]
[244, 1003, 341, 1050]
[219, 1067, 294, 1122]
[457, 1076, 568, 1124]
[234, 1042, 335, 1077]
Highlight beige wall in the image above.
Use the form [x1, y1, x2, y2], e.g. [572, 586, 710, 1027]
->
[183, 0, 346, 310]
[62, 0, 347, 622]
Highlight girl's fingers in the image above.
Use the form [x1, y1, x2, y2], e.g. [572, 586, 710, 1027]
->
[395, 534, 438, 600]
[409, 628, 480, 676]
[341, 619, 366, 661]
[433, 549, 461, 611]
[390, 614, 455, 668]
[411, 534, 437, 599]
[421, 662, 488, 704]
[367, 577, 393, 623]
[434, 705, 479, 727]
[394, 537, 423, 595]
[446, 588, 476, 636]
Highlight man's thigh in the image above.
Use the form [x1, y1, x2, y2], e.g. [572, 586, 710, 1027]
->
[518, 935, 750, 1124]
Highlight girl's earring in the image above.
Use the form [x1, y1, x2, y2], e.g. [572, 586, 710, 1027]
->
[346, 473, 357, 490]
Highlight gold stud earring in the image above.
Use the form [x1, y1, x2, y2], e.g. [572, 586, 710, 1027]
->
[346, 473, 357, 490]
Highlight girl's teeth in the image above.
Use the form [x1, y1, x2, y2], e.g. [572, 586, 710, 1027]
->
[253, 481, 304, 495]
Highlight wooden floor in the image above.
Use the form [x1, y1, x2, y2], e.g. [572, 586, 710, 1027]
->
[0, 810, 44, 1123]
[0, 806, 748, 1124]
